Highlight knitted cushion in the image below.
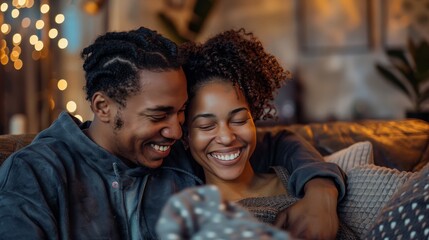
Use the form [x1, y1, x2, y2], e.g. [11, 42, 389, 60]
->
[324, 141, 374, 172]
[365, 162, 429, 239]
[339, 165, 414, 237]
[324, 142, 414, 237]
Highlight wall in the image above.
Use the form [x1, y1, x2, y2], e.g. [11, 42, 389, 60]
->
[109, 0, 429, 123]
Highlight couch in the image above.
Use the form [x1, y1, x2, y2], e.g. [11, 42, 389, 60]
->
[1, 118, 428, 239]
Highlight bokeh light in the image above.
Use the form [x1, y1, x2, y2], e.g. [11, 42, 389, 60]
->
[57, 79, 68, 91]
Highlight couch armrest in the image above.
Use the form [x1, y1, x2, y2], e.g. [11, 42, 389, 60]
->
[0, 134, 36, 165]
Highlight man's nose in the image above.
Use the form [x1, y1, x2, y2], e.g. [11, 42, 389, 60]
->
[161, 117, 183, 140]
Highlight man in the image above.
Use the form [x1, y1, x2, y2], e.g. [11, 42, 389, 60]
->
[0, 27, 345, 239]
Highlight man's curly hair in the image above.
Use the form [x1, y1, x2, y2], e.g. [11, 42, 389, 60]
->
[81, 27, 183, 107]
[181, 28, 291, 121]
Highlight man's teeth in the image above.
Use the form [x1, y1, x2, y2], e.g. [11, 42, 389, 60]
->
[210, 152, 240, 161]
[150, 144, 170, 152]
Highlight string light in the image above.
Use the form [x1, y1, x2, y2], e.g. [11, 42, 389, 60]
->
[11, 9, 19, 18]
[55, 14, 64, 24]
[1, 1, 84, 120]
[58, 38, 68, 49]
[0, 3, 8, 12]
[48, 28, 58, 39]
[66, 101, 77, 113]
[0, 1, 69, 71]
[74, 115, 83, 122]
[57, 79, 67, 91]
[21, 17, 31, 28]
[35, 19, 44, 29]
[40, 4, 49, 14]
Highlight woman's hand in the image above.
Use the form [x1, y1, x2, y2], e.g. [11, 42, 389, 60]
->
[275, 178, 339, 240]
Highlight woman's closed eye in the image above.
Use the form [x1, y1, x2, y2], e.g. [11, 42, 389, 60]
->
[231, 118, 249, 125]
[196, 124, 216, 131]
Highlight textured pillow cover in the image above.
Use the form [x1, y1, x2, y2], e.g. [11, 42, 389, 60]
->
[365, 162, 429, 240]
[339, 165, 413, 237]
[324, 141, 374, 171]
[323, 142, 415, 237]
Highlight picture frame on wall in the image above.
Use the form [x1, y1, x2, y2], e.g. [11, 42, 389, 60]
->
[381, 0, 429, 48]
[297, 0, 372, 55]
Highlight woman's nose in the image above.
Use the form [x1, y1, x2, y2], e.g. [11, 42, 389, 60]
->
[215, 124, 236, 145]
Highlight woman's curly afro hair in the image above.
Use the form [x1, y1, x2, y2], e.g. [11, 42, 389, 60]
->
[181, 28, 291, 121]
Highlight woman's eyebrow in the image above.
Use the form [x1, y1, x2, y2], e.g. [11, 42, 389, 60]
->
[191, 113, 216, 123]
[229, 107, 249, 116]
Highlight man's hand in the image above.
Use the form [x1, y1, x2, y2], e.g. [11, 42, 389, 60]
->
[275, 178, 339, 240]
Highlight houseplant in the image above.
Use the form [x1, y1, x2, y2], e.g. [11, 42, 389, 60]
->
[376, 38, 429, 121]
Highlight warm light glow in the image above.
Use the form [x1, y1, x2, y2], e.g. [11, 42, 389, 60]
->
[66, 101, 77, 112]
[48, 28, 58, 39]
[49, 98, 55, 110]
[17, 0, 26, 6]
[34, 41, 44, 51]
[83, 2, 99, 15]
[0, 3, 8, 12]
[1, 55, 9, 65]
[12, 33, 22, 44]
[0, 40, 6, 49]
[55, 14, 65, 24]
[25, 0, 34, 8]
[58, 38, 68, 49]
[14, 59, 23, 70]
[21, 17, 31, 28]
[74, 115, 83, 122]
[1, 23, 11, 34]
[35, 19, 44, 29]
[40, 4, 50, 13]
[10, 50, 19, 61]
[29, 34, 38, 45]
[12, 46, 21, 54]
[57, 79, 68, 90]
[11, 9, 19, 18]
[31, 50, 41, 60]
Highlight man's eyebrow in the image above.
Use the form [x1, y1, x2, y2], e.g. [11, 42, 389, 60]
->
[145, 106, 175, 112]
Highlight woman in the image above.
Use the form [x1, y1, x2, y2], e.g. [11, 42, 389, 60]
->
[180, 29, 356, 239]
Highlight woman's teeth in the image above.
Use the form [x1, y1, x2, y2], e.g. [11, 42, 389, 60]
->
[151, 144, 170, 152]
[210, 151, 240, 161]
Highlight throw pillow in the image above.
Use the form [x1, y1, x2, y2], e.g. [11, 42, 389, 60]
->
[324, 141, 374, 172]
[156, 185, 291, 239]
[365, 162, 429, 239]
[339, 164, 414, 237]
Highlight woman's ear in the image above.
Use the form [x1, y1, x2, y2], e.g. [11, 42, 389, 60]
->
[91, 92, 113, 123]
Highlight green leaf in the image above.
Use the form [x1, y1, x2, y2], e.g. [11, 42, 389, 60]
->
[407, 37, 417, 63]
[386, 48, 419, 94]
[376, 64, 413, 99]
[416, 70, 429, 85]
[418, 87, 429, 105]
[415, 41, 429, 74]
[386, 48, 413, 71]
